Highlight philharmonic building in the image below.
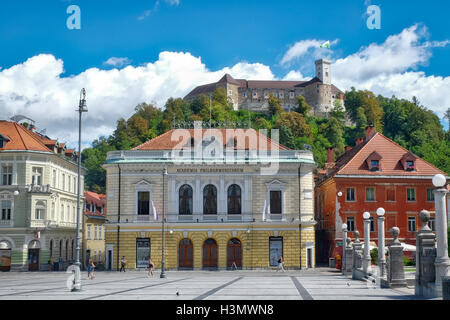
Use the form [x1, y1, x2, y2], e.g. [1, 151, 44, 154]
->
[103, 127, 317, 270]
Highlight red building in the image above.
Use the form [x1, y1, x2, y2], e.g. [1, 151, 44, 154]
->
[314, 126, 448, 264]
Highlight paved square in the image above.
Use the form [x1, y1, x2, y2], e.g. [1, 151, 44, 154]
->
[0, 268, 427, 300]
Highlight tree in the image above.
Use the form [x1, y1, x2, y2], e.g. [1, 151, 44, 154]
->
[275, 112, 312, 138]
[268, 93, 283, 116]
[330, 100, 345, 122]
[344, 88, 384, 131]
[295, 95, 312, 115]
[444, 108, 450, 132]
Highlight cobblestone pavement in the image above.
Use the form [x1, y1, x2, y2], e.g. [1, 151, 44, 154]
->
[0, 268, 428, 300]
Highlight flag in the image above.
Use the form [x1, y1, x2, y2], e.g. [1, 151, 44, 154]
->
[320, 40, 331, 49]
[262, 200, 267, 221]
[152, 201, 158, 221]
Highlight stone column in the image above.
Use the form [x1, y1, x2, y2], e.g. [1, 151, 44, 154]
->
[362, 215, 372, 274]
[352, 231, 363, 280]
[433, 187, 450, 296]
[415, 210, 437, 297]
[344, 238, 353, 275]
[387, 227, 407, 288]
[377, 215, 386, 277]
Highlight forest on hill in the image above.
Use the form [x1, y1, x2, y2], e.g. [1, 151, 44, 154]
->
[82, 87, 450, 193]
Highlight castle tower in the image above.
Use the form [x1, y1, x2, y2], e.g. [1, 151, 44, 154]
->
[315, 59, 331, 85]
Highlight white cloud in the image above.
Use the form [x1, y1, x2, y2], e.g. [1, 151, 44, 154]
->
[332, 24, 450, 118]
[281, 39, 338, 66]
[0, 52, 274, 149]
[103, 57, 132, 68]
[282, 70, 309, 81]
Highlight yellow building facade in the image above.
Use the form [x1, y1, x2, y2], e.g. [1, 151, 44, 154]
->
[103, 128, 317, 270]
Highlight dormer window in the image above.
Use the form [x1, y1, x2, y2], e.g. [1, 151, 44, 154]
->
[401, 152, 417, 172]
[365, 151, 382, 172]
[371, 160, 380, 171]
[0, 134, 11, 149]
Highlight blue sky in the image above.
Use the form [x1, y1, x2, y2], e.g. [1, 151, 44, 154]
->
[0, 0, 449, 146]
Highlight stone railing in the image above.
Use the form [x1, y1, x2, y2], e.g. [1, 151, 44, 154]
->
[27, 184, 51, 193]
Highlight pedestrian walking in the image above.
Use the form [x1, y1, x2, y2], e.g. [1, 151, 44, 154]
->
[120, 256, 127, 272]
[147, 258, 154, 277]
[277, 256, 285, 272]
[87, 258, 96, 280]
[58, 256, 63, 271]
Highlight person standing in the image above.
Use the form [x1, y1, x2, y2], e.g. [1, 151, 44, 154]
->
[87, 258, 96, 280]
[277, 256, 285, 272]
[58, 256, 63, 271]
[120, 256, 127, 272]
[147, 258, 154, 277]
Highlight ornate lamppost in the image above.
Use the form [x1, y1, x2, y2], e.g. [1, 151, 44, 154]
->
[160, 167, 168, 278]
[342, 223, 347, 274]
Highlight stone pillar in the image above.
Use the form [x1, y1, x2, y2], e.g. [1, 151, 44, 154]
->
[415, 210, 437, 297]
[362, 216, 372, 274]
[342, 227, 347, 274]
[352, 231, 363, 280]
[434, 187, 450, 296]
[387, 227, 407, 288]
[344, 238, 353, 275]
[377, 215, 386, 277]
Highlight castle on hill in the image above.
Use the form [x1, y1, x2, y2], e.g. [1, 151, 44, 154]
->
[184, 59, 345, 117]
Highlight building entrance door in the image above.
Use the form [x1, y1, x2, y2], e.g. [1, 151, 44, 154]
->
[0, 249, 11, 272]
[178, 239, 193, 269]
[107, 250, 112, 270]
[28, 249, 40, 271]
[269, 237, 283, 267]
[227, 238, 242, 269]
[202, 238, 218, 269]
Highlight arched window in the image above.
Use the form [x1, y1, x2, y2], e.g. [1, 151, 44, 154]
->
[179, 184, 193, 215]
[59, 240, 63, 258]
[227, 184, 241, 215]
[203, 185, 217, 215]
[65, 240, 69, 260]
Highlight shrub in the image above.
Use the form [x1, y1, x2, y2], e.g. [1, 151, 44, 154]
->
[370, 248, 378, 265]
[403, 256, 416, 266]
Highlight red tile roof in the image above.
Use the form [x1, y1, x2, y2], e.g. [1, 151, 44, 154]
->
[132, 128, 290, 151]
[334, 132, 447, 176]
[0, 121, 53, 152]
[84, 191, 106, 217]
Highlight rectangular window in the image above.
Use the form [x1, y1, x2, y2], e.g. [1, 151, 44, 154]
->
[408, 217, 416, 232]
[370, 217, 375, 232]
[270, 191, 282, 214]
[51, 202, 55, 220]
[1, 165, 12, 185]
[371, 160, 380, 171]
[252, 91, 257, 98]
[407, 188, 416, 201]
[94, 225, 98, 240]
[62, 174, 66, 190]
[289, 92, 295, 99]
[35, 208, 44, 220]
[346, 188, 355, 202]
[346, 217, 355, 232]
[138, 192, 150, 215]
[136, 238, 150, 268]
[61, 204, 64, 221]
[87, 225, 91, 240]
[386, 187, 396, 201]
[427, 189, 435, 202]
[366, 188, 375, 201]
[32, 167, 42, 186]
[269, 237, 283, 267]
[242, 92, 247, 97]
[1, 200, 12, 220]
[279, 92, 284, 99]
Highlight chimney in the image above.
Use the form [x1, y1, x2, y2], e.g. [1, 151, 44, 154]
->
[355, 138, 364, 145]
[345, 146, 352, 152]
[327, 148, 335, 163]
[365, 125, 376, 141]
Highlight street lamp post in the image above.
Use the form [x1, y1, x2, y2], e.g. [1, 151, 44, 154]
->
[362, 211, 372, 274]
[432, 174, 450, 295]
[342, 223, 347, 274]
[376, 207, 386, 277]
[160, 167, 168, 278]
[72, 88, 87, 292]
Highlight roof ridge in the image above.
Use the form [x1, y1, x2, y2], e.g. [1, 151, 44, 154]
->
[336, 133, 376, 174]
[16, 123, 53, 152]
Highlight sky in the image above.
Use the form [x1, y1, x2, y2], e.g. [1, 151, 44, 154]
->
[0, 0, 449, 149]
